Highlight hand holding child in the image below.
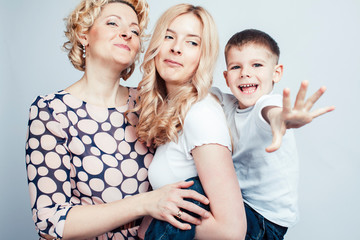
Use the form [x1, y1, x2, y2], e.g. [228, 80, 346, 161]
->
[264, 80, 335, 153]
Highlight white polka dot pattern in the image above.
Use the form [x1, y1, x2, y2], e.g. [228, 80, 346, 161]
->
[25, 88, 153, 240]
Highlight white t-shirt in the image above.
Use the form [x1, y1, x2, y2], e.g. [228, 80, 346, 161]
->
[148, 94, 232, 190]
[212, 87, 299, 227]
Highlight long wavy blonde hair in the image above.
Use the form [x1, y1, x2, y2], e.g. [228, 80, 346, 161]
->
[62, 0, 149, 80]
[136, 4, 219, 147]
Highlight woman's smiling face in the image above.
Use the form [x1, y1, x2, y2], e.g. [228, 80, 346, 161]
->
[84, 2, 140, 70]
[155, 13, 203, 95]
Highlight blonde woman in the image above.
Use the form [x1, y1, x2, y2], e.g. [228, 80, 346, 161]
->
[25, 1, 210, 239]
[136, 4, 246, 240]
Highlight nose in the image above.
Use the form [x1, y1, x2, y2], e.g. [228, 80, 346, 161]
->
[170, 40, 182, 55]
[240, 66, 251, 78]
[119, 27, 132, 40]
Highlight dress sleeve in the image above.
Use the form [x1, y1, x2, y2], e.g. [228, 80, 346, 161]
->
[183, 96, 232, 155]
[25, 95, 73, 239]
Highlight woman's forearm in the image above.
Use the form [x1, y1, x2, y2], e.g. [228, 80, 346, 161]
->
[62, 182, 210, 240]
[62, 193, 148, 240]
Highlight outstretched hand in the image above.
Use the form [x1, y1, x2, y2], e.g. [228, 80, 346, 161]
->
[266, 80, 335, 153]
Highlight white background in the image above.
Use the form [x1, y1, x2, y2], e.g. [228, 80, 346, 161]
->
[1, 0, 359, 239]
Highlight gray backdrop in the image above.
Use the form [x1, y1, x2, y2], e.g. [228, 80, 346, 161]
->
[1, 0, 359, 239]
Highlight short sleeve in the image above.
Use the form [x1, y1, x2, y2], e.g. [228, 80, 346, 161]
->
[253, 94, 283, 131]
[210, 87, 224, 103]
[25, 95, 73, 239]
[183, 95, 232, 155]
[211, 87, 239, 115]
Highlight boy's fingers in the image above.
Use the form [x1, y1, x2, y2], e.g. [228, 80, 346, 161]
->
[266, 132, 283, 153]
[294, 80, 308, 109]
[282, 88, 292, 114]
[266, 142, 280, 153]
[310, 106, 336, 119]
[304, 86, 326, 111]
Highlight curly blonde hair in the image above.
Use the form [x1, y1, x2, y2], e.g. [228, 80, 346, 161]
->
[62, 0, 149, 80]
[136, 4, 219, 147]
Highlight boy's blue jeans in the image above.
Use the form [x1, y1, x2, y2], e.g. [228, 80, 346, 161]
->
[144, 176, 209, 240]
[244, 203, 288, 240]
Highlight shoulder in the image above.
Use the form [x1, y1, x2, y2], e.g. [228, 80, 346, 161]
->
[210, 87, 224, 101]
[29, 91, 69, 112]
[187, 94, 223, 118]
[251, 93, 282, 115]
[255, 93, 282, 109]
[210, 87, 239, 116]
[27, 91, 69, 137]
[247, 94, 283, 131]
[210, 87, 238, 106]
[183, 94, 231, 152]
[184, 94, 228, 131]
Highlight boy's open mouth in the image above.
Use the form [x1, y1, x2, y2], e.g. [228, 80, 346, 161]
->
[239, 84, 258, 93]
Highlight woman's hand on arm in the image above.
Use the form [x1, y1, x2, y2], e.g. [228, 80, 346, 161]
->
[63, 181, 210, 239]
[143, 180, 210, 229]
[63, 180, 210, 239]
[192, 144, 246, 240]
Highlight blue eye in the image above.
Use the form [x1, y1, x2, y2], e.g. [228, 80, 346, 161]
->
[165, 35, 173, 40]
[189, 41, 198, 46]
[253, 63, 262, 67]
[230, 65, 240, 70]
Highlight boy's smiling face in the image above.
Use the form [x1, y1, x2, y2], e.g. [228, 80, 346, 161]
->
[224, 44, 283, 109]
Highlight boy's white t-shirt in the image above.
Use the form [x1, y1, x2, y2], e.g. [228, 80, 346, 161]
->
[212, 87, 299, 227]
[148, 94, 232, 190]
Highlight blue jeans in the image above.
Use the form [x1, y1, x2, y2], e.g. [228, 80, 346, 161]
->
[144, 176, 209, 240]
[245, 203, 288, 240]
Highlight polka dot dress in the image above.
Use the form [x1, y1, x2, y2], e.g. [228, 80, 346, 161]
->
[25, 88, 153, 240]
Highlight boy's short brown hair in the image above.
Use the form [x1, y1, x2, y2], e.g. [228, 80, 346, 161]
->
[224, 29, 280, 64]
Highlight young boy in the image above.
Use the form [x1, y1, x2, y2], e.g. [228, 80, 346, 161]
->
[212, 29, 334, 239]
[142, 29, 334, 240]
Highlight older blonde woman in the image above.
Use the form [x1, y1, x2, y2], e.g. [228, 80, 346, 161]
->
[136, 4, 247, 240]
[25, 1, 210, 239]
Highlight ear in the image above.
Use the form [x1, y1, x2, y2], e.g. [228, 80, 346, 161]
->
[273, 64, 283, 84]
[78, 32, 89, 46]
[223, 71, 230, 87]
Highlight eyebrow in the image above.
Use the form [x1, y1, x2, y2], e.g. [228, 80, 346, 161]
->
[166, 28, 201, 40]
[107, 15, 139, 27]
[227, 58, 267, 66]
[251, 58, 267, 62]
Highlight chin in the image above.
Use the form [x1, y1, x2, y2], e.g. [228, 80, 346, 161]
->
[238, 97, 258, 109]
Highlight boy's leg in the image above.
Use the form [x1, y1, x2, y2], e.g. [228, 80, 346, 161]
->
[263, 218, 288, 240]
[244, 203, 265, 240]
[144, 176, 209, 240]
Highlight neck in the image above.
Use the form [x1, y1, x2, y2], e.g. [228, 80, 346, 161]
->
[165, 81, 187, 100]
[66, 62, 129, 108]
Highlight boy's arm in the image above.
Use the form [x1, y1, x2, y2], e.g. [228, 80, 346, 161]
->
[263, 80, 335, 153]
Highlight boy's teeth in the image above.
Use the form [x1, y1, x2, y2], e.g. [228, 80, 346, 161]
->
[239, 84, 257, 93]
